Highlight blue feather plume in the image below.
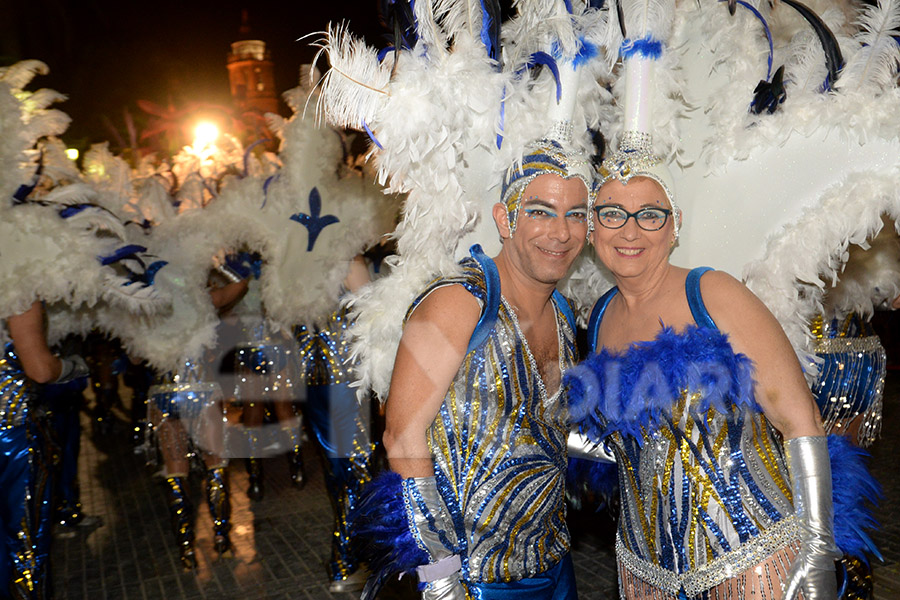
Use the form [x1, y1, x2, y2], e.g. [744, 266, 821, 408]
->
[351, 471, 428, 599]
[564, 325, 758, 446]
[828, 434, 883, 562]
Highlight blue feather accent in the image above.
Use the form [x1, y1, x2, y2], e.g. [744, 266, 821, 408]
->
[58, 203, 93, 219]
[828, 434, 883, 562]
[377, 46, 395, 62]
[620, 37, 664, 60]
[564, 325, 759, 446]
[98, 244, 148, 266]
[261, 173, 279, 209]
[480, 1, 493, 58]
[524, 52, 562, 102]
[352, 471, 428, 599]
[362, 120, 384, 150]
[573, 39, 600, 68]
[496, 91, 505, 149]
[13, 153, 43, 204]
[242, 138, 269, 178]
[141, 260, 168, 285]
[733, 0, 774, 82]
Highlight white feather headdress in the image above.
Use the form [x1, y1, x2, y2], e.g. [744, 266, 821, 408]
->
[316, 0, 612, 400]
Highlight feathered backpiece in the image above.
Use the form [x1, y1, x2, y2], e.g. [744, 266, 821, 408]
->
[0, 61, 172, 350]
[602, 0, 900, 375]
[316, 0, 612, 400]
[107, 77, 399, 372]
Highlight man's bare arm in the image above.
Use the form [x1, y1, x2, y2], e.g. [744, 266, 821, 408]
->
[383, 284, 481, 477]
[7, 301, 61, 384]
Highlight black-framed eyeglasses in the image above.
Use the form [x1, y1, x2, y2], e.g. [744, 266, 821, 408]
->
[593, 205, 672, 231]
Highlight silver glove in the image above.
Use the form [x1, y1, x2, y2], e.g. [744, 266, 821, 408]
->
[404, 477, 466, 600]
[782, 436, 841, 600]
[54, 355, 90, 384]
[567, 430, 616, 463]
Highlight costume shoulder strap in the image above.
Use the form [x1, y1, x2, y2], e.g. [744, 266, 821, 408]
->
[467, 244, 501, 354]
[686, 266, 717, 330]
[587, 287, 619, 354]
[552, 290, 576, 332]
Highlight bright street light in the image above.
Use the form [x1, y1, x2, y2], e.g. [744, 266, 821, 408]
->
[193, 121, 219, 148]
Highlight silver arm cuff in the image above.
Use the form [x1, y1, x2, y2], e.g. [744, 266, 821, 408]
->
[782, 436, 841, 600]
[215, 264, 245, 284]
[54, 355, 89, 384]
[404, 477, 466, 600]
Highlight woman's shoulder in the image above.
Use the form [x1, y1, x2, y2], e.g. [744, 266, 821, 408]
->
[695, 268, 775, 333]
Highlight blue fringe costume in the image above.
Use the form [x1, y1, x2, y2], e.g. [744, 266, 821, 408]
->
[564, 267, 880, 600]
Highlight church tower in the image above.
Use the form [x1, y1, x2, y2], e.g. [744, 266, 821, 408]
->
[226, 11, 279, 115]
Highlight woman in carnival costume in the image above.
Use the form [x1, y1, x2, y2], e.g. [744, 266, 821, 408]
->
[0, 61, 171, 597]
[316, 1, 612, 597]
[563, 0, 897, 597]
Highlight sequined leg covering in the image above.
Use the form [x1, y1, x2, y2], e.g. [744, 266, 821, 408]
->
[306, 384, 373, 584]
[281, 423, 305, 489]
[205, 467, 231, 555]
[838, 554, 873, 600]
[245, 457, 263, 501]
[245, 427, 263, 501]
[164, 476, 196, 570]
[50, 397, 84, 528]
[1, 421, 53, 600]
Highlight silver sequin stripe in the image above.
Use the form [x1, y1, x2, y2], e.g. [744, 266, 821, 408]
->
[615, 516, 800, 597]
[814, 335, 885, 446]
[813, 335, 884, 354]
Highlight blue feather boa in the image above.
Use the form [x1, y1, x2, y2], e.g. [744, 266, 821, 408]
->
[564, 325, 758, 445]
[351, 471, 429, 595]
[828, 434, 882, 562]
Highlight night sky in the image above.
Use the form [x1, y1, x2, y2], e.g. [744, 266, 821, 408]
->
[0, 1, 387, 148]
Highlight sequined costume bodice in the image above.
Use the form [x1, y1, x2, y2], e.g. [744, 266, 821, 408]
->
[573, 269, 797, 597]
[295, 304, 354, 386]
[150, 358, 221, 420]
[809, 313, 885, 446]
[406, 254, 577, 584]
[0, 341, 32, 429]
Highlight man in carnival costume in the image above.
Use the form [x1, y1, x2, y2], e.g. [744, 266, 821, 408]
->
[315, 2, 611, 596]
[369, 138, 592, 599]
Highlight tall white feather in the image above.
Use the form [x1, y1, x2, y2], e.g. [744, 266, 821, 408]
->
[620, 0, 673, 40]
[315, 25, 391, 131]
[836, 0, 900, 94]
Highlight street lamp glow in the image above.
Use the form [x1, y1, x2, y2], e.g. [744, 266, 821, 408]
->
[193, 122, 219, 148]
[65, 148, 79, 161]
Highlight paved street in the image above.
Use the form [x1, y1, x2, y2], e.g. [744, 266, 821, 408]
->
[50, 375, 900, 600]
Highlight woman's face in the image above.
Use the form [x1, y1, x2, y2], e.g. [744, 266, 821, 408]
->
[590, 177, 676, 281]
